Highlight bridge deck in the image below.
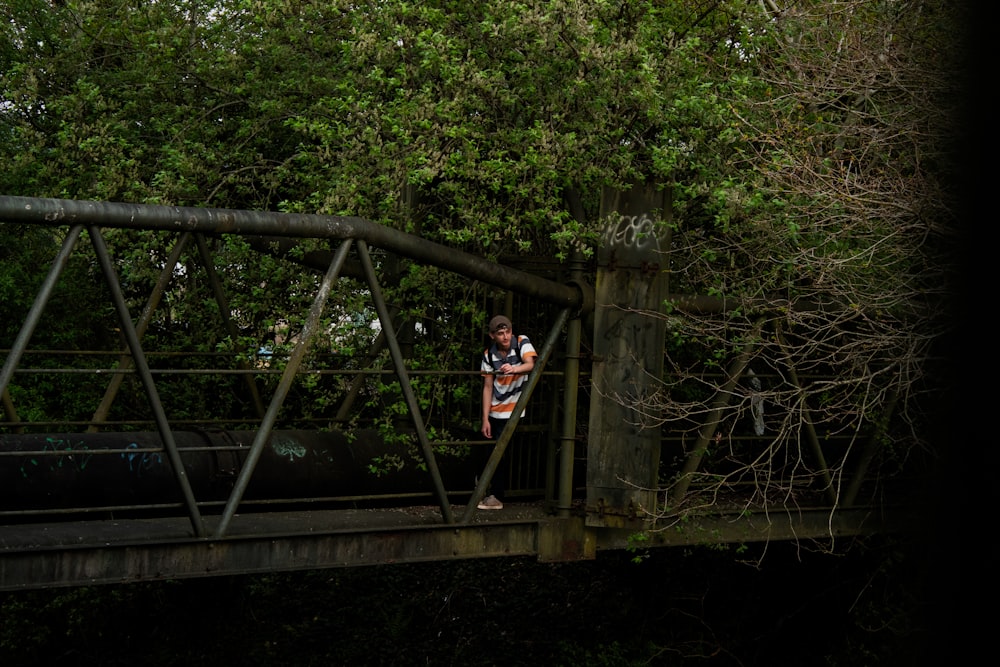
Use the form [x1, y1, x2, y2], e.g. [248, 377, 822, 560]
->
[0, 501, 921, 591]
[0, 503, 563, 590]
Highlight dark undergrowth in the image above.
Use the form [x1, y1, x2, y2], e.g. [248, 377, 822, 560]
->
[0, 533, 954, 666]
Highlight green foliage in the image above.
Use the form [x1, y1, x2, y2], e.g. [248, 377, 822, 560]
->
[651, 0, 959, 507]
[367, 452, 405, 477]
[0, 1, 959, 514]
[625, 531, 650, 564]
[1, 0, 770, 259]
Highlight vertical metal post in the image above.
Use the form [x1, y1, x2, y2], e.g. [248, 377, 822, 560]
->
[0, 225, 83, 399]
[557, 315, 582, 517]
[356, 240, 455, 523]
[461, 307, 571, 523]
[555, 250, 588, 517]
[215, 239, 353, 537]
[544, 374, 561, 507]
[89, 227, 207, 536]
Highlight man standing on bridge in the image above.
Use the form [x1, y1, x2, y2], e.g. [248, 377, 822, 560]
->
[478, 314, 537, 510]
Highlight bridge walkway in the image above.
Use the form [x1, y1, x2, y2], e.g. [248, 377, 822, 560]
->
[1, 500, 915, 591]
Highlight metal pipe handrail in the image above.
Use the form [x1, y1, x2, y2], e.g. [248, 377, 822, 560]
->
[5, 367, 567, 376]
[0, 196, 584, 309]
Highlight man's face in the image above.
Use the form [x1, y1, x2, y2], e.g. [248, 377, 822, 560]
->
[491, 325, 512, 351]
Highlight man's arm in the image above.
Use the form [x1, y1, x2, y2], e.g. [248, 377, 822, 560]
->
[517, 354, 535, 374]
[498, 351, 534, 375]
[481, 375, 493, 438]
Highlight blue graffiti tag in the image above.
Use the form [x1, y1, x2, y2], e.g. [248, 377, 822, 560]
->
[122, 442, 163, 477]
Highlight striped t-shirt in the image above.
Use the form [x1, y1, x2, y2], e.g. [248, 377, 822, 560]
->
[481, 335, 538, 419]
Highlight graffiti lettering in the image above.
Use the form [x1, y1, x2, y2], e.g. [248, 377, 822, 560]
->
[19, 437, 93, 478]
[602, 214, 659, 252]
[122, 442, 163, 477]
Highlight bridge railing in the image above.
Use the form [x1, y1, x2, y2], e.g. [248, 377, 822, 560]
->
[1, 196, 587, 538]
[1, 195, 927, 550]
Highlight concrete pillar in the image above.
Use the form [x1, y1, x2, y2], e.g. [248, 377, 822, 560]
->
[586, 182, 670, 527]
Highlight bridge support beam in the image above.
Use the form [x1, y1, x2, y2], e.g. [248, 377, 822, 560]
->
[0, 504, 922, 591]
[0, 506, 582, 590]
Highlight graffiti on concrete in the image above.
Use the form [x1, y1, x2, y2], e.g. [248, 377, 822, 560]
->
[602, 213, 660, 253]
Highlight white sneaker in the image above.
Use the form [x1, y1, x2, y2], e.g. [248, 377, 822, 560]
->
[477, 494, 503, 510]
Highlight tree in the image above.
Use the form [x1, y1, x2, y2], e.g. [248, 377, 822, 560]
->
[646, 0, 961, 520]
[0, 0, 960, 526]
[2, 0, 742, 426]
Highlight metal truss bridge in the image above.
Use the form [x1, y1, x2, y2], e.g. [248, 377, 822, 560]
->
[0, 195, 924, 591]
